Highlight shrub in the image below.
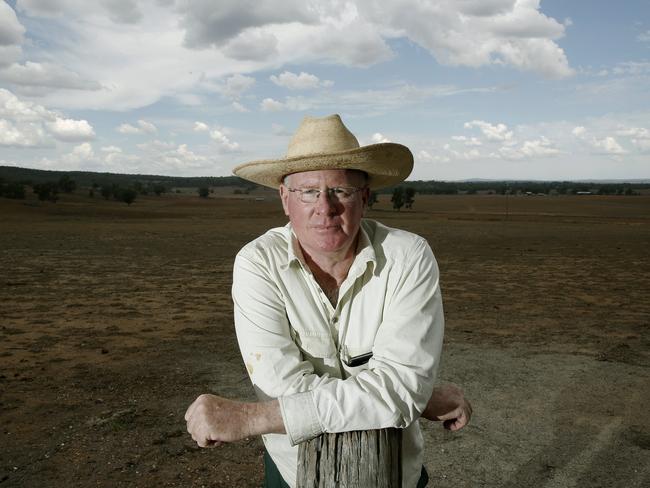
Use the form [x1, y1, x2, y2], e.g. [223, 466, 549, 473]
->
[198, 187, 210, 198]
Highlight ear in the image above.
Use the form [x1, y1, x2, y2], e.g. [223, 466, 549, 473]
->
[279, 185, 290, 217]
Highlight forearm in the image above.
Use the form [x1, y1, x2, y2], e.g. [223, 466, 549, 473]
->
[245, 399, 285, 437]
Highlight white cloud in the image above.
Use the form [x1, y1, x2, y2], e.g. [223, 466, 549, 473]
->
[0, 119, 48, 147]
[222, 28, 279, 61]
[61, 142, 95, 166]
[101, 145, 122, 153]
[219, 73, 256, 99]
[464, 120, 514, 142]
[592, 136, 626, 155]
[0, 2, 24, 44]
[572, 126, 587, 138]
[452, 135, 482, 146]
[260, 97, 284, 111]
[193, 121, 209, 132]
[0, 61, 101, 92]
[48, 117, 95, 141]
[616, 127, 650, 151]
[209, 129, 240, 151]
[270, 71, 333, 90]
[117, 119, 157, 135]
[356, 0, 573, 78]
[0, 88, 97, 147]
[5, 0, 572, 113]
[371, 132, 391, 143]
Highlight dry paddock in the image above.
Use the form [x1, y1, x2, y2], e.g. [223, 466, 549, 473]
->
[1, 191, 649, 487]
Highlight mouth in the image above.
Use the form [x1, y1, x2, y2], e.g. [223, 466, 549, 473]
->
[311, 224, 341, 231]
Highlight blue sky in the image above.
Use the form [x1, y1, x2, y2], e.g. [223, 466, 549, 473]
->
[0, 0, 648, 181]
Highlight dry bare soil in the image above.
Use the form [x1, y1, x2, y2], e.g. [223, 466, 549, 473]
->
[1, 191, 649, 487]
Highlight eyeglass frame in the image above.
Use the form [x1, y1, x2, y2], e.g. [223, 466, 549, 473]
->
[285, 186, 367, 204]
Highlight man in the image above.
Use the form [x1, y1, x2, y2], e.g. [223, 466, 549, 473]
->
[185, 114, 471, 487]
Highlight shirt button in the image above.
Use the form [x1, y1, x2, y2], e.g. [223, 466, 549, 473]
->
[332, 317, 339, 324]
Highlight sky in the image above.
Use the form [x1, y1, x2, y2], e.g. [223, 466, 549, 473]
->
[0, 0, 649, 181]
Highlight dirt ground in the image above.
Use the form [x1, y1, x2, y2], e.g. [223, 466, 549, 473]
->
[1, 190, 649, 487]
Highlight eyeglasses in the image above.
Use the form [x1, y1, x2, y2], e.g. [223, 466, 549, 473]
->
[287, 186, 365, 204]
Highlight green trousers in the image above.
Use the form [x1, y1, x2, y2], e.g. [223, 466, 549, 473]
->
[263, 450, 429, 487]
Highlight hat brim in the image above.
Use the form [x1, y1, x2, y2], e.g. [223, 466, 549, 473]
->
[233, 143, 413, 190]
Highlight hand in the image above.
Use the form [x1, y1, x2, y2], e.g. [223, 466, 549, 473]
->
[421, 383, 472, 431]
[184, 394, 250, 447]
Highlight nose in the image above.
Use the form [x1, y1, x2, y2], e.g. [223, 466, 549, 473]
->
[314, 189, 338, 215]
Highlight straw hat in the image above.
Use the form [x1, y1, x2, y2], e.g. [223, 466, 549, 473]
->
[233, 114, 413, 189]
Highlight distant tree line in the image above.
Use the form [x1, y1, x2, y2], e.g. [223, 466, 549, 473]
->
[382, 180, 647, 196]
[0, 165, 250, 189]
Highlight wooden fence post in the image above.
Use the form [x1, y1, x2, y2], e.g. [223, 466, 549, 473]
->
[296, 428, 402, 488]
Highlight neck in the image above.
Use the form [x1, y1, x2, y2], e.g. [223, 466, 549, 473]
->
[299, 235, 359, 307]
[301, 234, 358, 282]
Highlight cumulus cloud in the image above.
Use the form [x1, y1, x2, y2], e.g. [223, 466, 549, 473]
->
[497, 137, 560, 160]
[193, 121, 209, 132]
[260, 97, 285, 112]
[219, 73, 255, 99]
[117, 119, 158, 135]
[0, 119, 48, 147]
[592, 136, 626, 155]
[371, 133, 391, 143]
[0, 87, 95, 147]
[355, 0, 573, 78]
[464, 120, 514, 142]
[48, 117, 95, 141]
[616, 127, 650, 151]
[61, 142, 95, 166]
[4, 0, 572, 113]
[0, 2, 25, 46]
[270, 71, 333, 90]
[177, 0, 315, 48]
[209, 129, 240, 152]
[572, 126, 587, 138]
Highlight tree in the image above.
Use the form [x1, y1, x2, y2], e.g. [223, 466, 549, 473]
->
[368, 191, 378, 209]
[1, 181, 26, 199]
[391, 187, 404, 211]
[33, 182, 59, 202]
[58, 175, 76, 193]
[120, 188, 137, 205]
[100, 185, 112, 200]
[404, 187, 416, 209]
[152, 184, 166, 196]
[198, 187, 210, 198]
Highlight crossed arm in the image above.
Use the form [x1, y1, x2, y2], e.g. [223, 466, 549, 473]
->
[185, 383, 472, 448]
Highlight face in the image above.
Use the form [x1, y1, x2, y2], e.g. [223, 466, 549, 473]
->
[280, 169, 369, 258]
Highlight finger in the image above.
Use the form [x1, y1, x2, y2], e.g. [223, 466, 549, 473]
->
[185, 399, 198, 421]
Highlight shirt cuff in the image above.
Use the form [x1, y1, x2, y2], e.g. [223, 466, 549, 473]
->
[278, 391, 323, 446]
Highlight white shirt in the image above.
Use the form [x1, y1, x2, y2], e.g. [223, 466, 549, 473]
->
[232, 219, 445, 487]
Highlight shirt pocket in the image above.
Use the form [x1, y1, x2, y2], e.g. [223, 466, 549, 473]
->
[294, 332, 337, 359]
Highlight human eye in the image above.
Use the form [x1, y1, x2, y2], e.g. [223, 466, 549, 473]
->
[333, 187, 354, 198]
[301, 188, 320, 197]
